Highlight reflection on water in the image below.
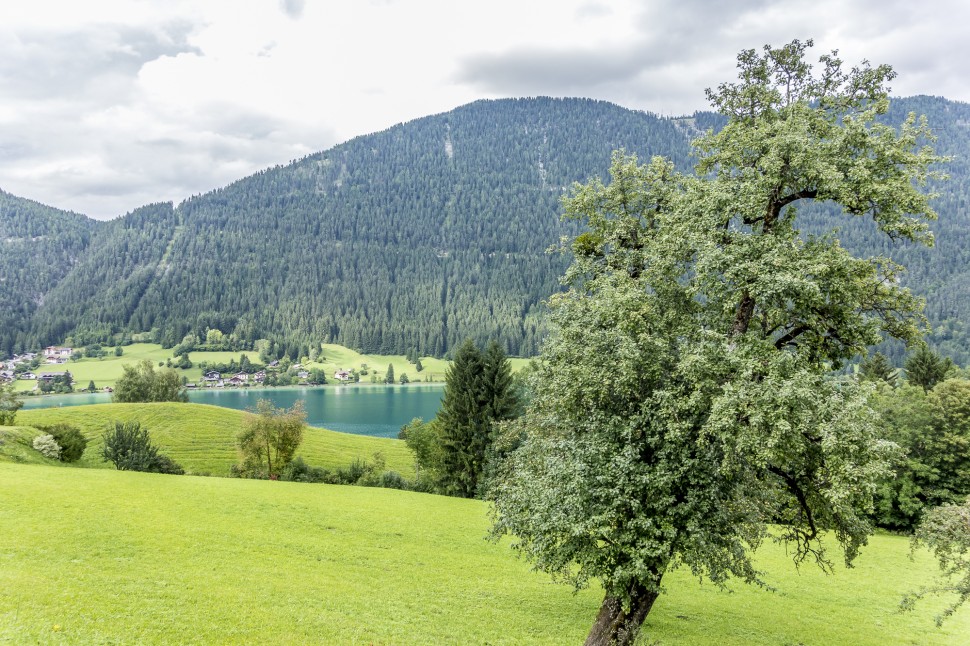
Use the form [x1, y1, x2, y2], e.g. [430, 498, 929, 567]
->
[19, 384, 444, 438]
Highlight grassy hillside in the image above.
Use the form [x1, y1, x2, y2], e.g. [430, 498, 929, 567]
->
[1, 463, 967, 644]
[11, 402, 414, 477]
[10, 341, 528, 393]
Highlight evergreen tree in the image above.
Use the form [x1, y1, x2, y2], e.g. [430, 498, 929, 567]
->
[859, 352, 897, 386]
[437, 339, 489, 498]
[482, 340, 519, 421]
[384, 363, 395, 384]
[905, 345, 954, 392]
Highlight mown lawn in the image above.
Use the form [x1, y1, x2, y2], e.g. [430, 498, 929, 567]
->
[11, 402, 414, 477]
[0, 463, 967, 644]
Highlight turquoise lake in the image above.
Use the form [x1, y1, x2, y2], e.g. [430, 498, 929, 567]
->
[19, 384, 445, 438]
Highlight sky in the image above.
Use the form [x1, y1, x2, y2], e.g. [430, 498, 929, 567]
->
[1, 0, 966, 220]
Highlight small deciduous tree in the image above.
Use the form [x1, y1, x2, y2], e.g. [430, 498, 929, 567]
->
[488, 40, 942, 645]
[236, 399, 306, 478]
[0, 381, 23, 425]
[113, 359, 188, 403]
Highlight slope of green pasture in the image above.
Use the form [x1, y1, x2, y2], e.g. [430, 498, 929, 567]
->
[0, 427, 73, 466]
[0, 463, 967, 644]
[36, 344, 261, 389]
[14, 403, 413, 477]
[315, 343, 530, 384]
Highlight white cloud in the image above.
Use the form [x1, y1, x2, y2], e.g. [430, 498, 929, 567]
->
[0, 0, 967, 219]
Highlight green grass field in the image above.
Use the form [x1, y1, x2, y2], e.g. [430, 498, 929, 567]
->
[11, 342, 531, 392]
[6, 402, 414, 477]
[0, 463, 966, 644]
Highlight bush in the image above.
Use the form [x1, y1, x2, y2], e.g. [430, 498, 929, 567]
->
[38, 423, 87, 462]
[32, 434, 61, 460]
[101, 421, 182, 474]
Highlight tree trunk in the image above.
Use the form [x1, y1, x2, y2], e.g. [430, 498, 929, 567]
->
[584, 583, 660, 646]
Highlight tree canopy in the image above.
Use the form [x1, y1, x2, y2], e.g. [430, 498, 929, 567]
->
[112, 359, 188, 403]
[488, 40, 942, 645]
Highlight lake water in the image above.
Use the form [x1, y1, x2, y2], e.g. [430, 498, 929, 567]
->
[19, 384, 445, 438]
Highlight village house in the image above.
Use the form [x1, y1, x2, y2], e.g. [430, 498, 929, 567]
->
[334, 369, 352, 381]
[44, 347, 73, 363]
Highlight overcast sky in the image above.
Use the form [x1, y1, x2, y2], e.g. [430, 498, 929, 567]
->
[1, 0, 966, 220]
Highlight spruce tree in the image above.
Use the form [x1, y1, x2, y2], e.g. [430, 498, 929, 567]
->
[437, 339, 489, 497]
[905, 345, 954, 392]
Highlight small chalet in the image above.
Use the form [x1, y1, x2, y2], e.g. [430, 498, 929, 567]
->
[253, 371, 267, 383]
[21, 372, 37, 380]
[267, 360, 280, 369]
[44, 346, 73, 360]
[38, 371, 67, 382]
[227, 375, 247, 386]
[202, 371, 221, 382]
[0, 370, 14, 382]
[297, 370, 309, 379]
[334, 369, 352, 381]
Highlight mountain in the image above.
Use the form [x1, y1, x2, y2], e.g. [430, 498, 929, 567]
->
[2, 96, 970, 363]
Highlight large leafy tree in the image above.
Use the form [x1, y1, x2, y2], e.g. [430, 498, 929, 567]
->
[112, 359, 188, 403]
[488, 40, 942, 645]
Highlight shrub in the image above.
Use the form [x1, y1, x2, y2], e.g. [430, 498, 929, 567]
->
[32, 434, 61, 460]
[101, 421, 182, 474]
[38, 423, 88, 462]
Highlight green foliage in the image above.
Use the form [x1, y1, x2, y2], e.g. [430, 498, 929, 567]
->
[905, 345, 955, 392]
[0, 382, 23, 425]
[101, 420, 182, 474]
[859, 352, 898, 387]
[37, 423, 88, 462]
[113, 359, 188, 403]
[489, 40, 940, 644]
[904, 496, 970, 625]
[38, 371, 73, 394]
[384, 363, 394, 384]
[436, 339, 520, 498]
[873, 380, 970, 531]
[400, 417, 446, 492]
[236, 399, 306, 478]
[32, 434, 61, 460]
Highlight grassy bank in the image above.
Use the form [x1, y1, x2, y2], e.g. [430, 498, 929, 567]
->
[8, 402, 414, 477]
[0, 463, 966, 644]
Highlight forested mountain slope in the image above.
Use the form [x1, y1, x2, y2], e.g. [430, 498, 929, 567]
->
[0, 192, 97, 352]
[2, 96, 970, 362]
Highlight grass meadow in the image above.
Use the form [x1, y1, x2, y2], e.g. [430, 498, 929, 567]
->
[8, 402, 414, 477]
[1, 463, 967, 644]
[11, 342, 531, 392]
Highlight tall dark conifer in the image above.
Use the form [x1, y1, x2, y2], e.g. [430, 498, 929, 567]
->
[437, 339, 520, 498]
[438, 339, 489, 498]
